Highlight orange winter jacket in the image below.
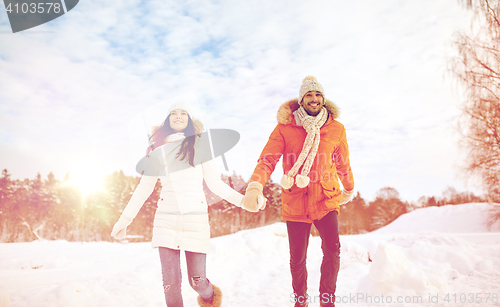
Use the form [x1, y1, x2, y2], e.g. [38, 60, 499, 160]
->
[250, 98, 354, 223]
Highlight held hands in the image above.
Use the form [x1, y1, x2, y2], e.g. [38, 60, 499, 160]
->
[340, 189, 355, 205]
[111, 216, 132, 240]
[241, 182, 266, 212]
[257, 195, 267, 211]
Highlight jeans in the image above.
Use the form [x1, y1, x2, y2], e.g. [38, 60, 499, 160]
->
[159, 247, 214, 307]
[287, 211, 340, 306]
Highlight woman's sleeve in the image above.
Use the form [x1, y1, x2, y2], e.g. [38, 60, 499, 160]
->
[121, 175, 159, 220]
[201, 159, 244, 207]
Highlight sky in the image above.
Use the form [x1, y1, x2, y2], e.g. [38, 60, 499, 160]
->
[0, 0, 476, 202]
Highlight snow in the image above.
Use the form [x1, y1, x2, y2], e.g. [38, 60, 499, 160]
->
[1, 203, 500, 307]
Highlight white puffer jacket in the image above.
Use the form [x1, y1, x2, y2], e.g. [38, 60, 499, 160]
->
[120, 132, 243, 254]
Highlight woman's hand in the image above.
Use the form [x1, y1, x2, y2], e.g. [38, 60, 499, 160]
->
[111, 216, 132, 240]
[257, 195, 267, 210]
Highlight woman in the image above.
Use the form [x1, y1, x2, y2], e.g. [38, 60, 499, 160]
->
[111, 101, 261, 307]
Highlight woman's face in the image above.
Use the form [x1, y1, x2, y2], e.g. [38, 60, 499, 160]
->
[169, 109, 189, 132]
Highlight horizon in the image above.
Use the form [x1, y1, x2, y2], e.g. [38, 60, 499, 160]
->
[0, 166, 483, 205]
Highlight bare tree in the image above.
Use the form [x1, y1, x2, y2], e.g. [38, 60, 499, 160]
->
[366, 187, 408, 231]
[450, 0, 500, 200]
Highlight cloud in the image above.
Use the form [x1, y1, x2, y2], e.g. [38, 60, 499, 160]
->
[0, 0, 474, 201]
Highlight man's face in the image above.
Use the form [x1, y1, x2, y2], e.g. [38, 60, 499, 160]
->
[301, 91, 324, 116]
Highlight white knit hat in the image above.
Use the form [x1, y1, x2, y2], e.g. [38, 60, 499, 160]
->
[298, 76, 325, 104]
[167, 100, 193, 117]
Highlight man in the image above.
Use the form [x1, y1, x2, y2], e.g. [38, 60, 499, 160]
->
[242, 76, 354, 307]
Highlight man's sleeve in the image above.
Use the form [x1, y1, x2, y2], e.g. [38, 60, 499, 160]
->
[334, 128, 354, 191]
[250, 125, 285, 186]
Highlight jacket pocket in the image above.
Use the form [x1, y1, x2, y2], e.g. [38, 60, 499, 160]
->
[281, 186, 305, 216]
[321, 180, 339, 198]
[320, 171, 340, 197]
[320, 172, 341, 210]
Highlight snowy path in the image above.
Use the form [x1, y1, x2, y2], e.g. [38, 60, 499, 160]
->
[1, 203, 499, 307]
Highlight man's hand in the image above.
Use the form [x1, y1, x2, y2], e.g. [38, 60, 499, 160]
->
[241, 182, 264, 212]
[340, 189, 355, 205]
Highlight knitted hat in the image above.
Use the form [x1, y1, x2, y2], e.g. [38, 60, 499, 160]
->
[167, 100, 193, 117]
[298, 76, 325, 104]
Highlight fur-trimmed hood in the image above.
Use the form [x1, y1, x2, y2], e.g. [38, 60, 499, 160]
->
[277, 98, 340, 125]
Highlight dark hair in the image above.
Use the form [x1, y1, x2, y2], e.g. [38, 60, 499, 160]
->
[147, 113, 197, 167]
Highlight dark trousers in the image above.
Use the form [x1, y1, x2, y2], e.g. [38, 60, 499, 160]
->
[287, 211, 340, 305]
[158, 247, 214, 307]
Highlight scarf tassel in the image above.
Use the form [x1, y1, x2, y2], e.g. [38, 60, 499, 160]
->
[295, 174, 310, 188]
[281, 174, 294, 189]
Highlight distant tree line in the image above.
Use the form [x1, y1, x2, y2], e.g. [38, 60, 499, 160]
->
[336, 186, 487, 235]
[0, 169, 488, 242]
[0, 169, 283, 243]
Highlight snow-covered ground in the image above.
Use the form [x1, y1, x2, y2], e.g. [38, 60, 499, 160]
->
[1, 203, 499, 307]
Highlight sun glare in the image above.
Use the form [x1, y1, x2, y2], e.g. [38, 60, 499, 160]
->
[66, 160, 107, 196]
[67, 174, 104, 196]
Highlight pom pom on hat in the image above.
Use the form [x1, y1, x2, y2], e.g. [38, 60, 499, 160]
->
[298, 75, 325, 104]
[303, 75, 318, 82]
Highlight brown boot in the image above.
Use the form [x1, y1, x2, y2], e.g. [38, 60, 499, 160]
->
[197, 285, 222, 307]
